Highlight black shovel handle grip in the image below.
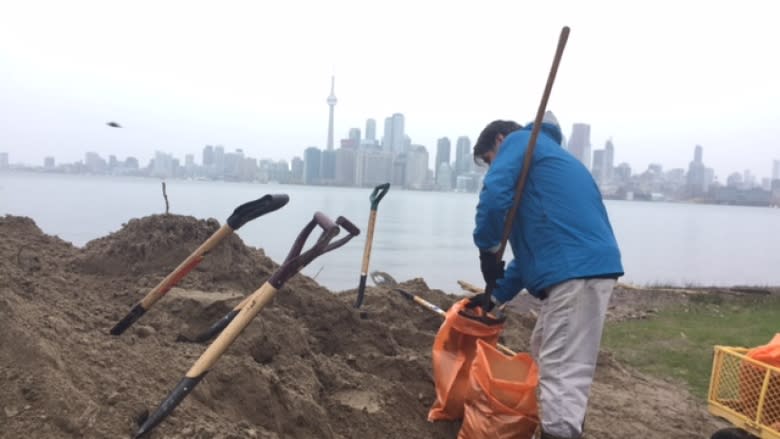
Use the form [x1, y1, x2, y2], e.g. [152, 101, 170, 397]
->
[226, 194, 289, 230]
[369, 183, 390, 210]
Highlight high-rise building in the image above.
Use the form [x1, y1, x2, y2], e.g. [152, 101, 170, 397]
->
[303, 147, 322, 185]
[436, 163, 453, 191]
[615, 162, 631, 183]
[214, 146, 225, 176]
[405, 145, 429, 189]
[320, 150, 337, 183]
[202, 145, 214, 166]
[591, 149, 607, 186]
[326, 76, 337, 151]
[686, 145, 708, 197]
[727, 172, 743, 188]
[773, 160, 780, 181]
[335, 146, 357, 186]
[365, 119, 376, 142]
[291, 157, 304, 183]
[85, 152, 107, 174]
[392, 154, 406, 187]
[568, 124, 592, 170]
[743, 169, 756, 189]
[382, 113, 405, 154]
[435, 137, 451, 182]
[604, 138, 615, 180]
[355, 149, 393, 187]
[455, 136, 472, 175]
[0, 152, 8, 169]
[44, 157, 55, 169]
[152, 151, 173, 178]
[349, 128, 361, 147]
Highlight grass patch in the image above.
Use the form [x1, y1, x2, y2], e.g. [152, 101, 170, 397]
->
[602, 296, 780, 399]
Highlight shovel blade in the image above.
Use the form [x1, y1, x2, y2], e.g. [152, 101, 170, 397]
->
[134, 374, 205, 438]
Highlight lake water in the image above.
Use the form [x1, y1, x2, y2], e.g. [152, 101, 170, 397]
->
[2, 172, 779, 292]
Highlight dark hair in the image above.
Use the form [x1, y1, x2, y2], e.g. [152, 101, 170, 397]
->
[473, 120, 523, 164]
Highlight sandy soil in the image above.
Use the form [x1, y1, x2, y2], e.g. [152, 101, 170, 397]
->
[0, 214, 729, 438]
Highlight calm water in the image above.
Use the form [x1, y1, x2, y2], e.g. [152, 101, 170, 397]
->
[2, 172, 780, 291]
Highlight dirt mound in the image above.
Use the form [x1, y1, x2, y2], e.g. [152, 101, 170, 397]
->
[0, 214, 724, 438]
[73, 214, 276, 292]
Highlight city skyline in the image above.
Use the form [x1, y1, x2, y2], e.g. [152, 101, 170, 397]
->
[1, 2, 778, 182]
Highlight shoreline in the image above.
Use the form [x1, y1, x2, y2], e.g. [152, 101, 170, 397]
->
[3, 168, 779, 209]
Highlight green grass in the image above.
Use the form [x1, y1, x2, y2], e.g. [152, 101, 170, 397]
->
[601, 296, 780, 399]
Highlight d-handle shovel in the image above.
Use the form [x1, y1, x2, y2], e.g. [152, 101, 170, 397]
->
[192, 215, 361, 343]
[133, 212, 359, 439]
[110, 194, 290, 336]
[354, 183, 390, 308]
[370, 271, 516, 357]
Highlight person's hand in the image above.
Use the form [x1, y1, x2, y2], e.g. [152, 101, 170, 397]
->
[465, 292, 496, 313]
[479, 250, 505, 288]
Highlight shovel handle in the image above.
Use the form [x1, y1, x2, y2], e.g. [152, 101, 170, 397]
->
[226, 194, 289, 230]
[369, 183, 390, 210]
[270, 212, 360, 288]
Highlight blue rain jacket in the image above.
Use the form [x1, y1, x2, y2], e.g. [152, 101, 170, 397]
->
[473, 123, 623, 301]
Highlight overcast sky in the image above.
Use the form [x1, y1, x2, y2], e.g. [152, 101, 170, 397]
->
[1, 0, 778, 180]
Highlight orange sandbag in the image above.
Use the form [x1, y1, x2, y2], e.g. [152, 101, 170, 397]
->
[740, 334, 780, 424]
[458, 339, 539, 439]
[428, 299, 504, 421]
[749, 334, 780, 367]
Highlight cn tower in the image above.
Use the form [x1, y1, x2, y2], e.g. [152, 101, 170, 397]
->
[326, 76, 337, 151]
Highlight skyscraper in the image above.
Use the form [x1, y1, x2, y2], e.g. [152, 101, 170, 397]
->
[591, 149, 607, 186]
[335, 146, 357, 186]
[405, 145, 430, 189]
[382, 113, 405, 154]
[355, 149, 393, 187]
[0, 152, 7, 169]
[214, 146, 225, 176]
[365, 119, 376, 142]
[326, 76, 337, 151]
[604, 138, 615, 180]
[568, 124, 592, 170]
[436, 163, 453, 191]
[291, 157, 304, 183]
[773, 160, 780, 181]
[686, 145, 708, 197]
[349, 128, 361, 147]
[435, 137, 451, 181]
[320, 150, 336, 183]
[202, 145, 214, 166]
[455, 136, 472, 174]
[304, 147, 322, 185]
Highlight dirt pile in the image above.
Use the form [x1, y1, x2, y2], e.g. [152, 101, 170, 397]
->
[0, 214, 724, 438]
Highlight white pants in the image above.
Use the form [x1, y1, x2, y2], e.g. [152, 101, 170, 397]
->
[530, 278, 615, 438]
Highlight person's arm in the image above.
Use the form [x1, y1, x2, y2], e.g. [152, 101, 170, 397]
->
[493, 258, 525, 304]
[472, 136, 526, 251]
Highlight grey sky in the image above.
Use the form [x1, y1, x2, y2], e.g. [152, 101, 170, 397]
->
[1, 0, 778, 180]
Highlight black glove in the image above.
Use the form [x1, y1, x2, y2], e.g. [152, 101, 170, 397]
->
[465, 292, 496, 313]
[479, 250, 505, 289]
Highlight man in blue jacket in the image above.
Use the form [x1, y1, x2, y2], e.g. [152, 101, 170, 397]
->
[469, 113, 623, 439]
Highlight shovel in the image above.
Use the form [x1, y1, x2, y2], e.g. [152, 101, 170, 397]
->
[133, 212, 359, 438]
[110, 194, 290, 335]
[369, 271, 516, 357]
[354, 182, 390, 308]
